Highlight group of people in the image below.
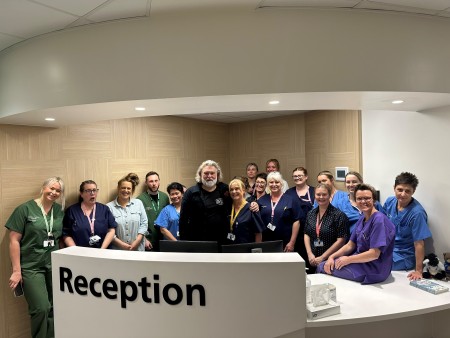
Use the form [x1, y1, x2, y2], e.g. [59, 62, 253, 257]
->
[5, 159, 432, 338]
[5, 171, 180, 338]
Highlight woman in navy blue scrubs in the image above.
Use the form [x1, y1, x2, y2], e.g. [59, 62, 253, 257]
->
[258, 172, 304, 252]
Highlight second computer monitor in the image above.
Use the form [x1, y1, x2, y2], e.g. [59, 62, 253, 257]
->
[221, 240, 283, 253]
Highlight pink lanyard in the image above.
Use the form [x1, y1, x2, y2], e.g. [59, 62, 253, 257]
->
[271, 194, 283, 222]
[315, 208, 327, 238]
[82, 203, 96, 235]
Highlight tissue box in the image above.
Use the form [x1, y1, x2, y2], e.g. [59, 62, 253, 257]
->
[309, 283, 337, 303]
[307, 300, 341, 320]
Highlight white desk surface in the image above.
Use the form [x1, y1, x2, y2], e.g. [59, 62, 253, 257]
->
[307, 271, 450, 327]
[54, 246, 303, 263]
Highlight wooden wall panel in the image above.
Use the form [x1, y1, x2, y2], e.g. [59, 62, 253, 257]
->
[0, 115, 229, 338]
[63, 122, 113, 159]
[305, 110, 361, 190]
[65, 159, 110, 206]
[112, 116, 184, 159]
[229, 114, 307, 187]
[0, 110, 360, 338]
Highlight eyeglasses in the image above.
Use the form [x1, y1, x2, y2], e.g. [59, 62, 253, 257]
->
[356, 197, 372, 202]
[84, 189, 99, 194]
[292, 175, 305, 179]
[255, 181, 266, 186]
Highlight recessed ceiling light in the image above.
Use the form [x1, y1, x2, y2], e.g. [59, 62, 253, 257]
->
[135, 107, 146, 111]
[45, 117, 55, 121]
[392, 100, 404, 104]
[269, 100, 280, 105]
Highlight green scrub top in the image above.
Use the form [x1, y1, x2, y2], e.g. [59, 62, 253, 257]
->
[5, 200, 64, 269]
[137, 191, 169, 243]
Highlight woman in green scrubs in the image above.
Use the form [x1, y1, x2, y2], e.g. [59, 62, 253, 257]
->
[6, 177, 65, 338]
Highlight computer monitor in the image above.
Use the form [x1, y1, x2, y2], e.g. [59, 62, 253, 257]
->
[221, 240, 283, 253]
[159, 240, 219, 253]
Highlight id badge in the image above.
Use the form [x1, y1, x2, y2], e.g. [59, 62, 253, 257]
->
[314, 239, 324, 247]
[43, 240, 54, 247]
[227, 233, 236, 241]
[267, 223, 276, 231]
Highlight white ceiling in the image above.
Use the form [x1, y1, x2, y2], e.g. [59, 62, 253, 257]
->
[2, 0, 450, 127]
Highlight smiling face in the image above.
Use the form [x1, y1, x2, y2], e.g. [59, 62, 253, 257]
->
[42, 182, 62, 204]
[118, 181, 133, 201]
[345, 174, 362, 194]
[315, 186, 330, 207]
[266, 161, 278, 173]
[201, 165, 218, 188]
[169, 188, 183, 206]
[317, 174, 333, 189]
[394, 183, 415, 207]
[229, 182, 245, 201]
[268, 178, 282, 194]
[292, 170, 307, 186]
[80, 183, 98, 205]
[355, 189, 374, 213]
[255, 177, 267, 194]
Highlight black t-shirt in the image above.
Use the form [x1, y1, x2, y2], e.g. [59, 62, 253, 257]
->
[179, 182, 231, 244]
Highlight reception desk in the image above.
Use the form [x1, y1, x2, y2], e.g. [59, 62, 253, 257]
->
[52, 247, 306, 338]
[52, 248, 450, 338]
[306, 272, 450, 338]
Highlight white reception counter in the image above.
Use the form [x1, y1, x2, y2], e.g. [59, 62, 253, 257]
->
[52, 248, 450, 338]
[306, 271, 450, 338]
[52, 247, 306, 338]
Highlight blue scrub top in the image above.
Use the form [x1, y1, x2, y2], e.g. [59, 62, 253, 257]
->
[383, 196, 432, 271]
[155, 204, 180, 240]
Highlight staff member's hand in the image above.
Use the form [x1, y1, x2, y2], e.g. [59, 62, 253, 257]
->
[407, 270, 422, 281]
[324, 257, 335, 274]
[284, 241, 295, 252]
[145, 238, 153, 251]
[9, 271, 22, 290]
[307, 252, 316, 266]
[313, 255, 325, 266]
[334, 256, 350, 270]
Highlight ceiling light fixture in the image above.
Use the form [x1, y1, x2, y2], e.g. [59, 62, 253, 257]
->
[45, 117, 55, 121]
[269, 100, 280, 105]
[135, 107, 146, 111]
[392, 100, 404, 104]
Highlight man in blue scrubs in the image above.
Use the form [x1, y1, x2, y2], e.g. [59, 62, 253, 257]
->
[383, 172, 432, 280]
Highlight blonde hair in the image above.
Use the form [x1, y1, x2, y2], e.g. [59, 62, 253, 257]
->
[229, 178, 246, 192]
[267, 171, 285, 192]
[40, 177, 65, 208]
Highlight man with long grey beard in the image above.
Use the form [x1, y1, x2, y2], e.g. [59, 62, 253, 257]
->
[179, 160, 231, 244]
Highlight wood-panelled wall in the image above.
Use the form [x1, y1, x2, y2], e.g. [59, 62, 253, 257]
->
[228, 114, 307, 185]
[0, 116, 229, 338]
[305, 110, 362, 190]
[0, 110, 360, 338]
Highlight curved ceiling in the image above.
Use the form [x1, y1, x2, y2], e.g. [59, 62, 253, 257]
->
[2, 0, 450, 53]
[1, 0, 450, 127]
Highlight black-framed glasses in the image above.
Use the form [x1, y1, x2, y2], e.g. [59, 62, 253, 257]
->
[356, 197, 372, 202]
[84, 189, 99, 194]
[292, 175, 305, 179]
